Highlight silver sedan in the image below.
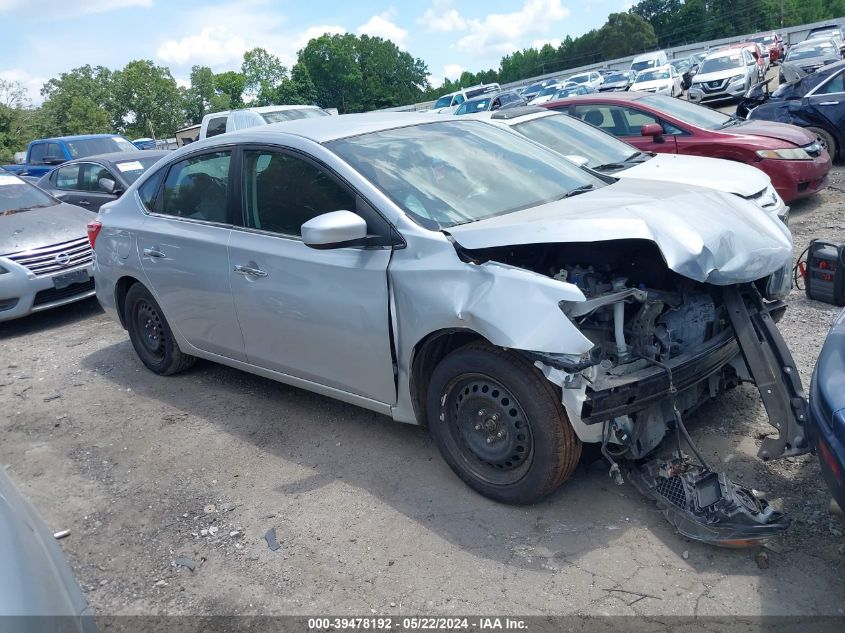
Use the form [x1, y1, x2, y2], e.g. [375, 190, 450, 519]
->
[91, 113, 806, 540]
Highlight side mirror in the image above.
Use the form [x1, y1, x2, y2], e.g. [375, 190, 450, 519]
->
[302, 210, 368, 250]
[98, 178, 122, 195]
[641, 123, 664, 138]
[564, 155, 590, 168]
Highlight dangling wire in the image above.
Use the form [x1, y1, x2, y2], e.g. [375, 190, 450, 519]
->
[793, 245, 810, 291]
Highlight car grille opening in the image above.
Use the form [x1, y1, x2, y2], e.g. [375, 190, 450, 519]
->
[2, 237, 93, 277]
[32, 278, 95, 306]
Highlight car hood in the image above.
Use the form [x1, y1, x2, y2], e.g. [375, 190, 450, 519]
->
[447, 179, 792, 285]
[631, 78, 671, 91]
[619, 153, 771, 197]
[728, 119, 816, 146]
[787, 54, 840, 67]
[693, 67, 746, 83]
[0, 202, 92, 255]
[600, 80, 629, 89]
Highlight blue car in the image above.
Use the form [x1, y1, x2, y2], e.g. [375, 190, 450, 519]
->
[808, 307, 845, 510]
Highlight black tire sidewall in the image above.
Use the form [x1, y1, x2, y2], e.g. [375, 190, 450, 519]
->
[124, 285, 180, 374]
[808, 126, 837, 159]
[426, 345, 573, 504]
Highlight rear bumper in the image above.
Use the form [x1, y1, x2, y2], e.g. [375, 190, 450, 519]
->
[0, 259, 95, 322]
[760, 154, 832, 203]
[807, 388, 845, 511]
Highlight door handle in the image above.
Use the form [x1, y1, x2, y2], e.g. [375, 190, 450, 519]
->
[234, 265, 268, 278]
[817, 101, 840, 106]
[143, 247, 165, 258]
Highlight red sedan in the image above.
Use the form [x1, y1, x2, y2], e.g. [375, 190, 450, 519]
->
[544, 92, 831, 203]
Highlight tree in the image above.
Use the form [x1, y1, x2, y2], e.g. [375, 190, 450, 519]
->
[111, 60, 184, 138]
[241, 47, 287, 105]
[39, 65, 114, 135]
[213, 70, 245, 109]
[0, 79, 44, 162]
[184, 65, 216, 123]
[597, 13, 657, 59]
[275, 63, 318, 104]
[298, 34, 362, 112]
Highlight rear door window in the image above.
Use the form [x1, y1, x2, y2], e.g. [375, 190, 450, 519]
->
[159, 151, 232, 223]
[81, 163, 116, 192]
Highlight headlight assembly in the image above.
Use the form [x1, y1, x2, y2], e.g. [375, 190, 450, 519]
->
[756, 148, 812, 160]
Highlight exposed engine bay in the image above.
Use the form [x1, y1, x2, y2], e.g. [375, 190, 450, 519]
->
[462, 239, 807, 546]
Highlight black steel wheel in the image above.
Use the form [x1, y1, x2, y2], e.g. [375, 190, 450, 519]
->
[427, 342, 581, 504]
[124, 283, 195, 375]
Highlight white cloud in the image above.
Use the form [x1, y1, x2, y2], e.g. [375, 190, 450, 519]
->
[419, 0, 466, 32]
[533, 38, 562, 49]
[456, 0, 571, 59]
[291, 25, 347, 53]
[0, 68, 46, 105]
[357, 9, 408, 47]
[174, 77, 191, 90]
[443, 63, 464, 80]
[0, 0, 151, 17]
[157, 27, 248, 67]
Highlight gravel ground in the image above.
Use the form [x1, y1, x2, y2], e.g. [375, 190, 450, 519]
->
[1, 166, 844, 620]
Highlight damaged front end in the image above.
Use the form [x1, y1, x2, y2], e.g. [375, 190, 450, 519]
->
[463, 239, 806, 546]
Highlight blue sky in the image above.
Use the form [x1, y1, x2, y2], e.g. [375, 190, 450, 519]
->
[0, 0, 625, 103]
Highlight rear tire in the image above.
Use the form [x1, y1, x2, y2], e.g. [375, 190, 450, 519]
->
[426, 342, 581, 505]
[124, 284, 195, 375]
[807, 126, 837, 159]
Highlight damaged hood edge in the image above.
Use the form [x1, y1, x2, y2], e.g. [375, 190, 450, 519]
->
[447, 179, 793, 285]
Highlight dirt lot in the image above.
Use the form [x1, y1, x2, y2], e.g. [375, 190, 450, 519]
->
[2, 167, 845, 619]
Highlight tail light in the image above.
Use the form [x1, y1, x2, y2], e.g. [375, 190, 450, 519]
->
[87, 220, 102, 249]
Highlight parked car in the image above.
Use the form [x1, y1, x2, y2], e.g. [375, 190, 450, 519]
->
[748, 33, 785, 64]
[630, 65, 683, 96]
[0, 171, 95, 322]
[453, 91, 526, 115]
[738, 60, 845, 159]
[544, 92, 831, 203]
[199, 105, 329, 140]
[805, 24, 845, 55]
[630, 50, 669, 74]
[35, 150, 169, 213]
[518, 79, 558, 102]
[688, 47, 765, 104]
[780, 39, 842, 83]
[469, 106, 787, 223]
[598, 70, 635, 91]
[0, 468, 98, 631]
[526, 83, 566, 105]
[1, 134, 137, 180]
[430, 83, 502, 114]
[808, 307, 845, 513]
[548, 85, 596, 100]
[721, 41, 768, 74]
[564, 71, 604, 90]
[90, 112, 807, 545]
[668, 57, 699, 90]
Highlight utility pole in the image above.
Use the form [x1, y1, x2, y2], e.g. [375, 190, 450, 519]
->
[781, 0, 784, 30]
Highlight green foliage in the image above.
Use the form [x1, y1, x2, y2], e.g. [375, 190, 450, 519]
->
[39, 65, 114, 136]
[0, 79, 44, 162]
[299, 33, 428, 112]
[241, 47, 288, 106]
[213, 70, 246, 110]
[184, 65, 217, 123]
[111, 60, 184, 138]
[598, 13, 657, 59]
[274, 63, 318, 105]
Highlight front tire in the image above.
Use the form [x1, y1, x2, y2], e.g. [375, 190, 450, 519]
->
[808, 126, 837, 159]
[124, 284, 195, 375]
[426, 343, 581, 505]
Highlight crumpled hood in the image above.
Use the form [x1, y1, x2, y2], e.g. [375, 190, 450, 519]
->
[0, 202, 92, 255]
[730, 119, 816, 146]
[447, 179, 792, 285]
[619, 153, 770, 197]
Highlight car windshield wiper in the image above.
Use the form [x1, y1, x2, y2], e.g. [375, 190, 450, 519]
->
[559, 184, 595, 198]
[718, 117, 743, 129]
[592, 161, 630, 171]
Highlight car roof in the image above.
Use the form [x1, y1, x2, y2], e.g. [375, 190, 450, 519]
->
[706, 47, 746, 59]
[60, 149, 170, 164]
[636, 64, 672, 72]
[35, 134, 125, 142]
[233, 105, 324, 114]
[220, 112, 456, 144]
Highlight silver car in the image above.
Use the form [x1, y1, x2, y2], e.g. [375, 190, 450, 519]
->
[688, 48, 759, 103]
[0, 171, 95, 322]
[92, 114, 806, 542]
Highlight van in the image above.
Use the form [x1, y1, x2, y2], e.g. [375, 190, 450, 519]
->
[199, 105, 330, 140]
[630, 50, 669, 75]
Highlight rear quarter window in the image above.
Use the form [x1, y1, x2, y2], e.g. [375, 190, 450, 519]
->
[138, 169, 166, 212]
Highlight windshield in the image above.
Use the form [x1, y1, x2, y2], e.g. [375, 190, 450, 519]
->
[433, 95, 454, 109]
[604, 73, 629, 83]
[0, 172, 58, 214]
[749, 35, 775, 45]
[631, 59, 658, 73]
[787, 43, 837, 61]
[636, 70, 670, 81]
[699, 54, 744, 73]
[568, 74, 589, 84]
[537, 85, 561, 97]
[523, 83, 545, 94]
[65, 136, 136, 158]
[455, 98, 491, 115]
[670, 60, 690, 72]
[260, 108, 328, 123]
[514, 113, 637, 169]
[639, 94, 730, 129]
[114, 156, 166, 184]
[327, 121, 602, 230]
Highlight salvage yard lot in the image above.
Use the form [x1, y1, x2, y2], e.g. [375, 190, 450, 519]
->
[2, 167, 845, 618]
